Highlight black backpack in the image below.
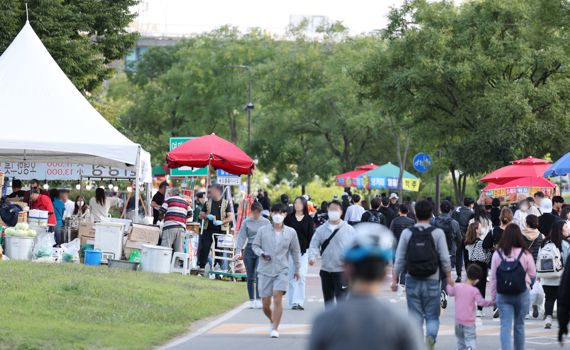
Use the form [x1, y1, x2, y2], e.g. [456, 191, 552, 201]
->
[406, 226, 439, 278]
[496, 250, 527, 294]
[433, 216, 454, 252]
[363, 210, 385, 225]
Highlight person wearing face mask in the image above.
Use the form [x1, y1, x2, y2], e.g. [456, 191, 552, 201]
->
[73, 195, 90, 220]
[252, 203, 301, 339]
[309, 200, 356, 306]
[513, 199, 531, 230]
[237, 202, 271, 309]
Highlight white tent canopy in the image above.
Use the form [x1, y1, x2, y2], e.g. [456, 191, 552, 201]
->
[0, 21, 145, 171]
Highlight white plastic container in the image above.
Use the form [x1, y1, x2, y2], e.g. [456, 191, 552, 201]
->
[5, 236, 34, 260]
[141, 244, 172, 273]
[94, 222, 124, 263]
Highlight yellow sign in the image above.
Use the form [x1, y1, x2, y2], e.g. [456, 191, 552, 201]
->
[402, 178, 421, 192]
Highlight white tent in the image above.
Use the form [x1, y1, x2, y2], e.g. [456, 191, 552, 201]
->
[0, 21, 143, 170]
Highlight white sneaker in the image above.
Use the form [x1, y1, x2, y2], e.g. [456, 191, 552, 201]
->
[270, 330, 279, 338]
[476, 310, 483, 318]
[545, 316, 552, 329]
[254, 300, 262, 309]
[249, 300, 256, 309]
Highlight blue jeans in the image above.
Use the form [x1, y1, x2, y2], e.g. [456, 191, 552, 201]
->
[497, 289, 530, 350]
[243, 244, 259, 300]
[405, 276, 441, 340]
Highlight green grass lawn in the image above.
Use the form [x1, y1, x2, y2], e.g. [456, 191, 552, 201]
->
[0, 261, 247, 350]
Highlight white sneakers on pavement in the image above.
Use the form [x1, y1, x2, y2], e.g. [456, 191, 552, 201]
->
[249, 300, 262, 309]
[545, 316, 553, 329]
[476, 310, 483, 318]
[270, 330, 280, 338]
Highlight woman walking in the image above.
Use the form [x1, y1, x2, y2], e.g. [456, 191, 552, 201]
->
[236, 203, 271, 309]
[491, 224, 536, 350]
[470, 205, 493, 241]
[538, 220, 570, 329]
[284, 196, 314, 310]
[465, 222, 492, 317]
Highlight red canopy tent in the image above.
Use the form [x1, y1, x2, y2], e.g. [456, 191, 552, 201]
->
[335, 163, 379, 187]
[483, 177, 556, 191]
[480, 156, 552, 185]
[166, 134, 255, 176]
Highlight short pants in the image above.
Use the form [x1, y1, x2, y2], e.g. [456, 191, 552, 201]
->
[258, 272, 288, 298]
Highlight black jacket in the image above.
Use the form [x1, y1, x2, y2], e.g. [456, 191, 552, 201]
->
[538, 213, 562, 236]
[558, 259, 570, 337]
[452, 206, 474, 236]
[284, 214, 314, 255]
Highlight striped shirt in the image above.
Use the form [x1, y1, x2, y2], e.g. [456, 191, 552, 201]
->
[160, 196, 190, 230]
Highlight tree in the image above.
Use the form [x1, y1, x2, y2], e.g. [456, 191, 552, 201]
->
[0, 0, 138, 93]
[360, 0, 570, 202]
[121, 27, 278, 161]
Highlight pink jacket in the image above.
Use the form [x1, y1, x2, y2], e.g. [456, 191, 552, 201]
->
[490, 247, 536, 301]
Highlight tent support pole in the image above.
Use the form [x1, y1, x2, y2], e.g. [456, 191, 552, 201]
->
[134, 148, 141, 224]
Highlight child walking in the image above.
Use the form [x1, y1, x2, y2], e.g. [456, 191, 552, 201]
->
[447, 264, 494, 350]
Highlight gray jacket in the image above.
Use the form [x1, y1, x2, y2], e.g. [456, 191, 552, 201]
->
[252, 224, 301, 277]
[236, 216, 271, 250]
[393, 223, 452, 280]
[309, 221, 355, 273]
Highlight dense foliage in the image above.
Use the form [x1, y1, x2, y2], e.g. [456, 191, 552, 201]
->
[0, 0, 138, 93]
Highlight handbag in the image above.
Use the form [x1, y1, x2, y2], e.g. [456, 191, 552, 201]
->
[469, 240, 492, 264]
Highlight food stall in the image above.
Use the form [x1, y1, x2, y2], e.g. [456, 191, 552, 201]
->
[0, 22, 154, 264]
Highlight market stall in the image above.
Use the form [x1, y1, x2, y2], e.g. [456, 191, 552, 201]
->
[357, 162, 421, 191]
[482, 177, 556, 202]
[335, 163, 378, 188]
[167, 133, 255, 279]
[0, 22, 154, 265]
[480, 156, 552, 185]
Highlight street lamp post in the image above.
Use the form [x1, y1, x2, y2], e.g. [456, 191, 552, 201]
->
[224, 65, 254, 193]
[224, 65, 253, 149]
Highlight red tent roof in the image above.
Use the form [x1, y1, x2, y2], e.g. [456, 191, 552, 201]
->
[166, 134, 255, 176]
[483, 177, 556, 191]
[512, 156, 551, 165]
[480, 156, 552, 185]
[335, 164, 379, 187]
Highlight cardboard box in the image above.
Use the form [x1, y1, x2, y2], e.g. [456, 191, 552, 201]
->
[79, 223, 95, 239]
[123, 240, 149, 259]
[129, 224, 160, 244]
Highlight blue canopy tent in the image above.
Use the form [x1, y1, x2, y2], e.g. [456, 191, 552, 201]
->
[544, 153, 570, 177]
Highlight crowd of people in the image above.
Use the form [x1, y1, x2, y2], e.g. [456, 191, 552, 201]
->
[234, 188, 570, 350]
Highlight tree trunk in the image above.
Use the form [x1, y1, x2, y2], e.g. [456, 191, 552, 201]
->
[301, 184, 306, 195]
[450, 166, 460, 204]
[395, 130, 410, 200]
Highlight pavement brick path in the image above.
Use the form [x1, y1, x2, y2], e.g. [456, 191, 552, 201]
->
[161, 266, 562, 350]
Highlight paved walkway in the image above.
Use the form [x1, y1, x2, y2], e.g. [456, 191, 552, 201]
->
[161, 265, 561, 350]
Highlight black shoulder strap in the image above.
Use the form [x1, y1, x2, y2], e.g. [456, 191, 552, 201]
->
[321, 227, 342, 256]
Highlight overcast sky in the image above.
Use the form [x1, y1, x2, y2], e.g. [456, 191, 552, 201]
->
[131, 0, 407, 36]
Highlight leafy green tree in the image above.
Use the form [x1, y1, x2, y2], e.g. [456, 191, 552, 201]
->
[360, 0, 570, 202]
[122, 27, 277, 161]
[0, 0, 138, 93]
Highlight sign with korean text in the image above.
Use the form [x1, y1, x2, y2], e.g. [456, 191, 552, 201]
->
[0, 162, 137, 180]
[169, 137, 209, 177]
[216, 169, 241, 186]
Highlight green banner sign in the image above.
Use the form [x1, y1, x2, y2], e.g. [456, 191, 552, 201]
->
[169, 137, 208, 177]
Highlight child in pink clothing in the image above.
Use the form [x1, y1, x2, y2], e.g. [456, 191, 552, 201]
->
[447, 264, 494, 350]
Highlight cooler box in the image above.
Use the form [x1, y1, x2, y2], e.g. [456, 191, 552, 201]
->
[140, 244, 172, 273]
[94, 222, 124, 263]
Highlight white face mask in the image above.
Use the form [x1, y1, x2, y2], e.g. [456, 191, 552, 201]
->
[78, 201, 84, 207]
[272, 214, 285, 224]
[520, 204, 529, 211]
[328, 210, 341, 222]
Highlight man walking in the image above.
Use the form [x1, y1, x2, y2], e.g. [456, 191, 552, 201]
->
[432, 200, 460, 308]
[309, 223, 423, 350]
[379, 197, 396, 228]
[452, 197, 475, 282]
[344, 194, 365, 225]
[309, 200, 355, 306]
[361, 197, 387, 225]
[392, 200, 453, 350]
[252, 203, 301, 338]
[198, 184, 233, 271]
